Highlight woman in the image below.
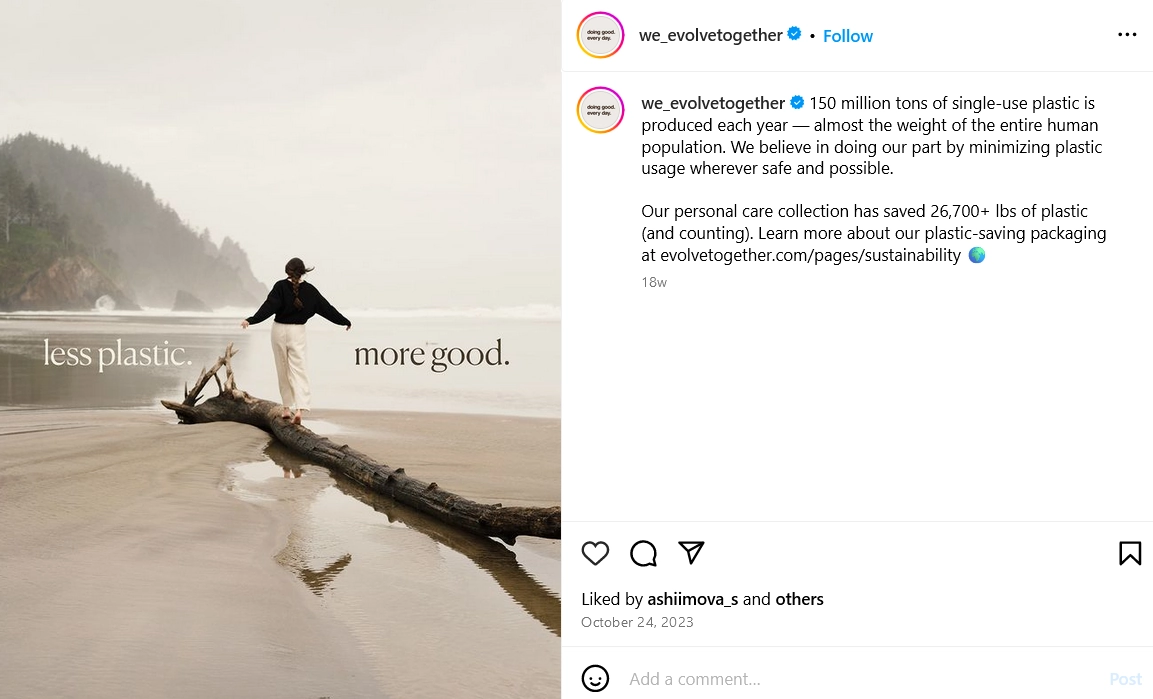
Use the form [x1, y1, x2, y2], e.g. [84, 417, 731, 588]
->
[241, 258, 351, 424]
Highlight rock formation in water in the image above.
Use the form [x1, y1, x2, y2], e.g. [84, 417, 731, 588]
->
[7, 256, 140, 311]
[172, 290, 212, 312]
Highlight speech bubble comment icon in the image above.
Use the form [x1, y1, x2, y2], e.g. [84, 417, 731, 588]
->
[630, 540, 657, 567]
[582, 541, 609, 566]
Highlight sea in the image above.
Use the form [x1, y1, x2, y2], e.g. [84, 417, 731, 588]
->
[0, 305, 559, 417]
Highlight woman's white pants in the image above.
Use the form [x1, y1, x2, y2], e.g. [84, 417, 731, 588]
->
[271, 321, 310, 410]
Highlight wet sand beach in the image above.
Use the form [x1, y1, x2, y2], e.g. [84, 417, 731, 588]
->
[0, 407, 560, 698]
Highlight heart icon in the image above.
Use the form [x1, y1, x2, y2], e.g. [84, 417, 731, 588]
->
[582, 541, 609, 566]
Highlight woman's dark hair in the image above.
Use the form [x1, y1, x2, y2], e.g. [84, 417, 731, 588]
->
[285, 258, 315, 310]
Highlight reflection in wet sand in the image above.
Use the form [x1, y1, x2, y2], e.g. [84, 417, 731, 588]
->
[299, 553, 353, 595]
[264, 442, 561, 636]
[0, 409, 386, 698]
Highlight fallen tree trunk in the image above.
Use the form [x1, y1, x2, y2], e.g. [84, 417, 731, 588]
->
[162, 344, 560, 543]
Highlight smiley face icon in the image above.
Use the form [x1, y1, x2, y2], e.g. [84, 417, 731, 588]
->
[581, 664, 609, 692]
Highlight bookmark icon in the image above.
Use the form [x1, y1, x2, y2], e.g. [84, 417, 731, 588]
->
[1120, 541, 1142, 566]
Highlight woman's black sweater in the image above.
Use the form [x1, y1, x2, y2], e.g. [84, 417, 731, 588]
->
[245, 279, 351, 326]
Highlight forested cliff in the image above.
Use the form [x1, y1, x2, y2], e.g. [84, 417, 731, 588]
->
[0, 134, 264, 311]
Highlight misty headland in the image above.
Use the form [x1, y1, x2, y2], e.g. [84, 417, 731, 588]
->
[0, 133, 264, 312]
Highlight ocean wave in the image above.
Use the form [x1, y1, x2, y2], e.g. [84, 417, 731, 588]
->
[0, 306, 254, 318]
[1, 304, 561, 321]
[341, 304, 561, 320]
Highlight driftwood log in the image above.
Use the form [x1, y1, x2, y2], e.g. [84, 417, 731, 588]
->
[161, 344, 560, 543]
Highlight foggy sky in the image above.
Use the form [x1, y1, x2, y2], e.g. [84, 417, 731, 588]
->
[0, 0, 558, 310]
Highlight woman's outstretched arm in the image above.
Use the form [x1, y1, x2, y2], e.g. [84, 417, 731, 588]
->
[315, 292, 352, 330]
[242, 283, 283, 327]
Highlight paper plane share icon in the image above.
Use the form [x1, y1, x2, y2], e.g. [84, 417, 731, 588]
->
[678, 541, 705, 565]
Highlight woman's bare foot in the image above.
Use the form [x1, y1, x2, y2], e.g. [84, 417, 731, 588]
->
[292, 410, 303, 425]
[281, 407, 291, 420]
